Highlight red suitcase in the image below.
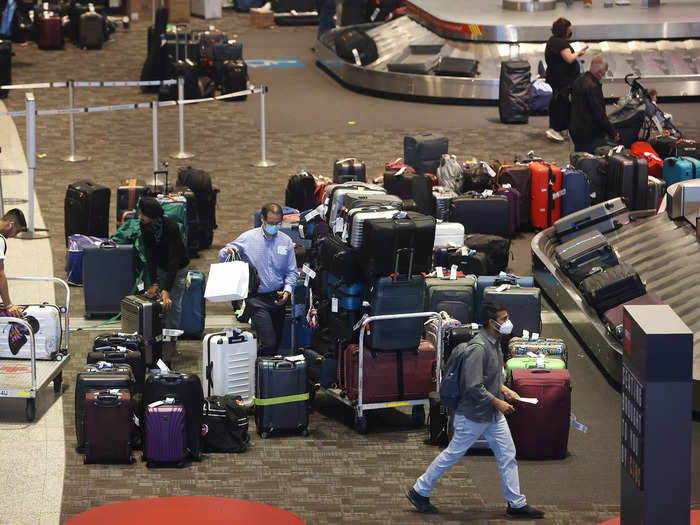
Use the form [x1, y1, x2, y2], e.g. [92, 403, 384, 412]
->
[530, 161, 563, 229]
[340, 339, 436, 403]
[631, 141, 663, 180]
[83, 390, 133, 464]
[38, 14, 64, 50]
[506, 368, 571, 460]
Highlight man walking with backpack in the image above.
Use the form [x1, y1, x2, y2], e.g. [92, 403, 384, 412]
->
[406, 302, 545, 519]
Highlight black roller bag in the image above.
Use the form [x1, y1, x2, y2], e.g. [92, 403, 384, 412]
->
[463, 233, 511, 274]
[255, 356, 309, 437]
[434, 57, 479, 78]
[428, 391, 449, 447]
[450, 193, 510, 237]
[579, 263, 646, 314]
[285, 171, 317, 212]
[316, 235, 364, 283]
[499, 59, 530, 124]
[333, 158, 366, 183]
[334, 28, 377, 66]
[221, 59, 248, 101]
[317, 297, 362, 343]
[87, 348, 146, 393]
[570, 153, 607, 204]
[606, 153, 648, 211]
[64, 180, 110, 243]
[554, 231, 619, 285]
[177, 166, 219, 249]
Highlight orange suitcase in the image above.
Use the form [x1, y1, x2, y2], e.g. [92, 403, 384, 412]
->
[530, 161, 562, 229]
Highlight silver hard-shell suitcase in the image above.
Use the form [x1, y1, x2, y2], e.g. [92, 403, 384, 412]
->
[120, 295, 163, 365]
[344, 207, 400, 248]
[554, 197, 629, 242]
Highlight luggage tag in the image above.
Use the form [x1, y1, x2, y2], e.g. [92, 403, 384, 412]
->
[496, 284, 510, 292]
[334, 217, 344, 234]
[552, 189, 566, 200]
[522, 330, 530, 341]
[331, 297, 339, 313]
[156, 358, 170, 373]
[570, 413, 588, 433]
[531, 332, 540, 341]
[436, 266, 445, 279]
[115, 345, 129, 353]
[481, 162, 497, 179]
[285, 355, 305, 364]
[148, 400, 165, 408]
[301, 264, 316, 287]
[95, 361, 113, 370]
[501, 183, 512, 189]
[449, 265, 458, 280]
[163, 396, 176, 405]
[308, 307, 318, 329]
[526, 351, 538, 358]
[481, 189, 494, 198]
[535, 354, 545, 368]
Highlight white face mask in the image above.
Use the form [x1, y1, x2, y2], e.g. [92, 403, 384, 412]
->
[494, 319, 514, 336]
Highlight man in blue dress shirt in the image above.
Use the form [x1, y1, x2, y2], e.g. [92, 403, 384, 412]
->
[219, 203, 297, 356]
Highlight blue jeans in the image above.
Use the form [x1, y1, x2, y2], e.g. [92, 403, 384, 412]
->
[156, 266, 188, 329]
[414, 412, 527, 508]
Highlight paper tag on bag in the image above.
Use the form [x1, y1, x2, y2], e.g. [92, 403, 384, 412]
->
[332, 297, 339, 313]
[450, 265, 458, 280]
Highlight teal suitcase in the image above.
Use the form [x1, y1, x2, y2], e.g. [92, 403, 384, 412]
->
[662, 156, 700, 186]
[179, 270, 205, 338]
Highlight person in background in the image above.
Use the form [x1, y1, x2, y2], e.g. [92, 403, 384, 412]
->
[0, 209, 27, 319]
[406, 302, 545, 520]
[317, 0, 337, 39]
[544, 17, 585, 143]
[219, 203, 297, 356]
[648, 88, 658, 103]
[569, 56, 620, 154]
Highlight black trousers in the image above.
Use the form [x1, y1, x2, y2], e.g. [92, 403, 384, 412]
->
[247, 293, 285, 357]
[570, 132, 610, 154]
[549, 87, 571, 131]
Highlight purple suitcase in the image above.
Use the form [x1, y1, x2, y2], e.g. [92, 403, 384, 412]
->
[144, 403, 187, 467]
[83, 390, 133, 464]
[603, 292, 663, 340]
[494, 185, 522, 234]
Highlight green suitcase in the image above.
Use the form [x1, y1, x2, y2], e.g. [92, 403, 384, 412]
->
[505, 356, 567, 385]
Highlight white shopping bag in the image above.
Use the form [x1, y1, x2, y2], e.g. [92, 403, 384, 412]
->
[204, 259, 250, 302]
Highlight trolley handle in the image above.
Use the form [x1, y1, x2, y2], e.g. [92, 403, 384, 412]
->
[7, 276, 71, 352]
[0, 316, 37, 393]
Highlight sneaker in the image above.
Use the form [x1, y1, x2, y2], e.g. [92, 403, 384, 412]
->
[546, 129, 565, 143]
[405, 488, 438, 514]
[506, 504, 545, 519]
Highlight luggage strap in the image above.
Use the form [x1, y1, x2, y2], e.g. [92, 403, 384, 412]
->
[126, 178, 137, 209]
[546, 165, 554, 227]
[396, 350, 404, 400]
[253, 393, 309, 406]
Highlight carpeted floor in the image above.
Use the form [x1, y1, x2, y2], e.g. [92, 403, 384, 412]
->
[2, 9, 700, 524]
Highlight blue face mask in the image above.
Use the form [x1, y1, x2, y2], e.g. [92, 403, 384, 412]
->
[264, 223, 280, 236]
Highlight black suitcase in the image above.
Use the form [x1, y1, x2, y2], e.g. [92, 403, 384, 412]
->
[317, 297, 362, 343]
[499, 59, 530, 124]
[424, 275, 476, 324]
[386, 55, 439, 74]
[334, 28, 377, 66]
[176, 167, 218, 249]
[428, 391, 449, 447]
[255, 356, 309, 437]
[434, 57, 479, 78]
[333, 158, 366, 184]
[554, 231, 619, 283]
[87, 348, 146, 393]
[359, 212, 436, 277]
[481, 285, 541, 336]
[463, 233, 511, 274]
[580, 263, 646, 314]
[436, 247, 489, 276]
[570, 152, 607, 205]
[82, 242, 135, 319]
[75, 364, 135, 451]
[404, 133, 449, 173]
[173, 185, 201, 257]
[0, 40, 11, 99]
[450, 193, 510, 237]
[221, 59, 248, 101]
[143, 372, 205, 460]
[316, 235, 364, 283]
[93, 333, 145, 353]
[445, 324, 479, 360]
[554, 197, 629, 242]
[120, 295, 163, 366]
[647, 176, 667, 210]
[79, 10, 105, 49]
[303, 347, 338, 389]
[285, 171, 317, 212]
[649, 135, 677, 159]
[606, 153, 648, 211]
[340, 0, 367, 25]
[64, 180, 110, 243]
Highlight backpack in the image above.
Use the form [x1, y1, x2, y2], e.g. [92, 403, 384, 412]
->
[437, 154, 462, 194]
[439, 343, 469, 409]
[285, 171, 317, 212]
[461, 161, 496, 193]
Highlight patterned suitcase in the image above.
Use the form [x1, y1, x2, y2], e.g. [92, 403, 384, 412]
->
[507, 336, 568, 365]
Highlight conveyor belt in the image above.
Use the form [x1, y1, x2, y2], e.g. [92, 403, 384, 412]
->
[531, 211, 700, 412]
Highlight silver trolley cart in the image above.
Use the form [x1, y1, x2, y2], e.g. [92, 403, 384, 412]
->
[317, 311, 442, 434]
[0, 277, 71, 421]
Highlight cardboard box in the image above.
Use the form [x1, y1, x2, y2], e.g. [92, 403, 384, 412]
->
[166, 0, 191, 22]
[250, 7, 274, 28]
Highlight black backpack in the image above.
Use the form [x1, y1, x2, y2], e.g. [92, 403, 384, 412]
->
[284, 171, 317, 212]
[201, 395, 250, 453]
[461, 162, 495, 193]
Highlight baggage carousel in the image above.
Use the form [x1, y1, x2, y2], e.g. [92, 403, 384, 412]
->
[531, 209, 700, 413]
[316, 0, 700, 101]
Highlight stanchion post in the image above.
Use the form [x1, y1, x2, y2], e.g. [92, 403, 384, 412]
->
[152, 101, 159, 173]
[25, 93, 36, 233]
[62, 79, 88, 163]
[170, 76, 194, 159]
[251, 85, 276, 168]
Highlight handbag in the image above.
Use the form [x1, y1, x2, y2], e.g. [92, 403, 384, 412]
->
[201, 395, 250, 453]
[204, 252, 253, 302]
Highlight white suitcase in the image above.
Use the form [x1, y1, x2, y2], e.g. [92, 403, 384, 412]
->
[344, 207, 400, 248]
[0, 304, 62, 360]
[202, 328, 257, 405]
[433, 221, 465, 249]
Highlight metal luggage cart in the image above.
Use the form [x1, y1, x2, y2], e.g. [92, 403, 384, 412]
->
[316, 311, 442, 434]
[0, 277, 71, 421]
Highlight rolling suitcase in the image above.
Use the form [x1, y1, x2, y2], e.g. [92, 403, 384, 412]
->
[504, 356, 567, 384]
[449, 193, 510, 236]
[432, 187, 458, 221]
[344, 206, 401, 248]
[481, 285, 541, 336]
[561, 167, 591, 217]
[404, 133, 449, 174]
[434, 247, 488, 276]
[662, 156, 700, 186]
[387, 54, 439, 74]
[463, 233, 511, 275]
[64, 180, 110, 243]
[428, 391, 449, 446]
[143, 402, 187, 466]
[316, 235, 364, 283]
[75, 364, 135, 450]
[434, 57, 479, 77]
[570, 152, 607, 204]
[38, 12, 63, 49]
[606, 153, 648, 211]
[79, 8, 105, 49]
[317, 297, 363, 343]
[87, 347, 145, 392]
[202, 328, 257, 404]
[554, 231, 619, 283]
[507, 369, 571, 459]
[120, 295, 163, 365]
[83, 390, 133, 464]
[176, 166, 218, 249]
[530, 162, 563, 229]
[0, 40, 11, 99]
[116, 179, 146, 224]
[255, 356, 309, 437]
[647, 176, 667, 210]
[333, 158, 367, 183]
[553, 197, 629, 242]
[497, 164, 531, 226]
[324, 182, 385, 226]
[602, 292, 663, 340]
[82, 242, 135, 318]
[212, 42, 242, 83]
[66, 234, 107, 285]
[424, 274, 476, 324]
[580, 263, 646, 314]
[343, 192, 402, 216]
[383, 164, 416, 199]
[475, 274, 533, 320]
[359, 213, 436, 277]
[630, 141, 663, 179]
[180, 270, 205, 338]
[494, 185, 522, 234]
[0, 304, 61, 360]
[507, 336, 568, 365]
[284, 172, 316, 212]
[144, 372, 205, 460]
[433, 221, 464, 248]
[304, 347, 338, 389]
[499, 59, 530, 124]
[461, 162, 494, 194]
[221, 59, 248, 100]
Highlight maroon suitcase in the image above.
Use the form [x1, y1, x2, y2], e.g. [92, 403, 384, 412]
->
[494, 185, 522, 234]
[497, 164, 531, 227]
[341, 339, 436, 402]
[603, 292, 662, 340]
[83, 390, 133, 464]
[39, 14, 64, 50]
[507, 369, 571, 460]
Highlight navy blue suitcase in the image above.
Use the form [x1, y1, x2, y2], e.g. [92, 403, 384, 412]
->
[475, 275, 534, 322]
[303, 347, 338, 389]
[561, 168, 591, 217]
[404, 133, 449, 173]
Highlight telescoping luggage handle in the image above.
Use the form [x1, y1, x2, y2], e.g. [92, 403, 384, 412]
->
[154, 160, 168, 192]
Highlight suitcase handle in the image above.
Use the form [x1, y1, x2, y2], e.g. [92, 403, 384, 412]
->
[529, 369, 552, 374]
[99, 240, 117, 249]
[96, 392, 120, 404]
[274, 360, 294, 369]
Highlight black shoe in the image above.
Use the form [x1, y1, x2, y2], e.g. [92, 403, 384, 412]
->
[506, 504, 545, 519]
[405, 488, 438, 514]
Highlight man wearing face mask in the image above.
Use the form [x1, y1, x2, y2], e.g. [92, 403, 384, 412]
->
[139, 197, 190, 335]
[406, 302, 545, 519]
[219, 203, 297, 356]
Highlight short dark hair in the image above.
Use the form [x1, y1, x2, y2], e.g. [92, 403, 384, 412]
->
[138, 197, 164, 219]
[482, 301, 507, 324]
[3, 209, 27, 230]
[261, 203, 283, 221]
[551, 17, 571, 38]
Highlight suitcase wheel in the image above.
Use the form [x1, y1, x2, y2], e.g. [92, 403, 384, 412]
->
[298, 425, 309, 437]
[260, 431, 270, 439]
[353, 415, 368, 434]
[412, 405, 425, 429]
[53, 372, 63, 393]
[25, 399, 36, 422]
[146, 460, 154, 468]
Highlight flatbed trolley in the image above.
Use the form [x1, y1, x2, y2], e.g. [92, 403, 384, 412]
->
[316, 311, 442, 434]
[0, 277, 71, 421]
